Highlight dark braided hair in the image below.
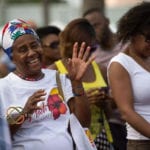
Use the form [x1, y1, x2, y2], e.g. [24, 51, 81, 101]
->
[117, 2, 150, 44]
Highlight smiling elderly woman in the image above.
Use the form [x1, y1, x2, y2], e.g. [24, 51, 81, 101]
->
[0, 19, 94, 150]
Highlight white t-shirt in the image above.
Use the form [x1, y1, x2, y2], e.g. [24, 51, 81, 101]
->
[108, 53, 150, 140]
[0, 69, 74, 150]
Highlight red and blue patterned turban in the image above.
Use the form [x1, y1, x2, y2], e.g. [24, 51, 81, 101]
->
[1, 19, 39, 59]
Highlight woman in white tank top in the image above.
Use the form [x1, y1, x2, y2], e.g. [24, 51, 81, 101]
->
[107, 2, 150, 150]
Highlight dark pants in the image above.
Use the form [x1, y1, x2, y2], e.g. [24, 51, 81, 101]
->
[127, 140, 150, 150]
[109, 123, 127, 150]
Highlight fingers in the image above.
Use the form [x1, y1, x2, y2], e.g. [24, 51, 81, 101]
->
[87, 88, 108, 105]
[72, 42, 95, 62]
[69, 42, 95, 81]
[72, 42, 78, 58]
[24, 89, 46, 115]
[82, 46, 90, 61]
[72, 42, 89, 60]
[31, 89, 46, 104]
[86, 55, 95, 66]
[78, 42, 86, 59]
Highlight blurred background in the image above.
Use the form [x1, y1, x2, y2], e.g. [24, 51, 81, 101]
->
[0, 0, 148, 32]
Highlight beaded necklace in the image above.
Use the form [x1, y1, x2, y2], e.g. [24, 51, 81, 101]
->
[14, 71, 44, 81]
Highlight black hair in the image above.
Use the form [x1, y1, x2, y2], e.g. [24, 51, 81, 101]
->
[117, 2, 150, 44]
[36, 25, 61, 39]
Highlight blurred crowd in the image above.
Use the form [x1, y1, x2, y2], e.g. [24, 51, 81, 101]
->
[0, 1, 150, 150]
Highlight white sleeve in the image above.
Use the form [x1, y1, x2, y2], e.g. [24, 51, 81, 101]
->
[59, 74, 74, 102]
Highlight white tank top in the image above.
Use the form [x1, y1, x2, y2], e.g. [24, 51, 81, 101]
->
[108, 52, 150, 140]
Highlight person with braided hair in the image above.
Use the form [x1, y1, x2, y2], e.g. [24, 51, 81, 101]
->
[108, 2, 150, 150]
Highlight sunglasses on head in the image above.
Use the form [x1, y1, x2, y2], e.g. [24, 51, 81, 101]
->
[43, 41, 59, 49]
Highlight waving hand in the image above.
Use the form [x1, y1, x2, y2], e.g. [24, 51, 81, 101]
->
[67, 42, 95, 81]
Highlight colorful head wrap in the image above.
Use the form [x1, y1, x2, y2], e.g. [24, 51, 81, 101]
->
[1, 19, 39, 59]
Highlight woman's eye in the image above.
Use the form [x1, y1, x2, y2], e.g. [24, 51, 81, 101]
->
[31, 43, 40, 49]
[18, 47, 28, 53]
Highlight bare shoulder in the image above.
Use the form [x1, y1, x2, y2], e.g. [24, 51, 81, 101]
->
[108, 61, 129, 81]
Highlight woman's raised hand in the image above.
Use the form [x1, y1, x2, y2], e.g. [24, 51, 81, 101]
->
[67, 42, 95, 81]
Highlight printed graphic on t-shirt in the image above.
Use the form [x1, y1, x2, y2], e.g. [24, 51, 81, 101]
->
[6, 87, 67, 124]
[47, 88, 67, 120]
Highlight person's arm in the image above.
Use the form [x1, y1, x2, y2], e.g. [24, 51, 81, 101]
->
[68, 81, 91, 128]
[108, 62, 150, 138]
[66, 42, 95, 128]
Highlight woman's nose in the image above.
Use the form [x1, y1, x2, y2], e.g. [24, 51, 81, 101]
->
[28, 47, 37, 56]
